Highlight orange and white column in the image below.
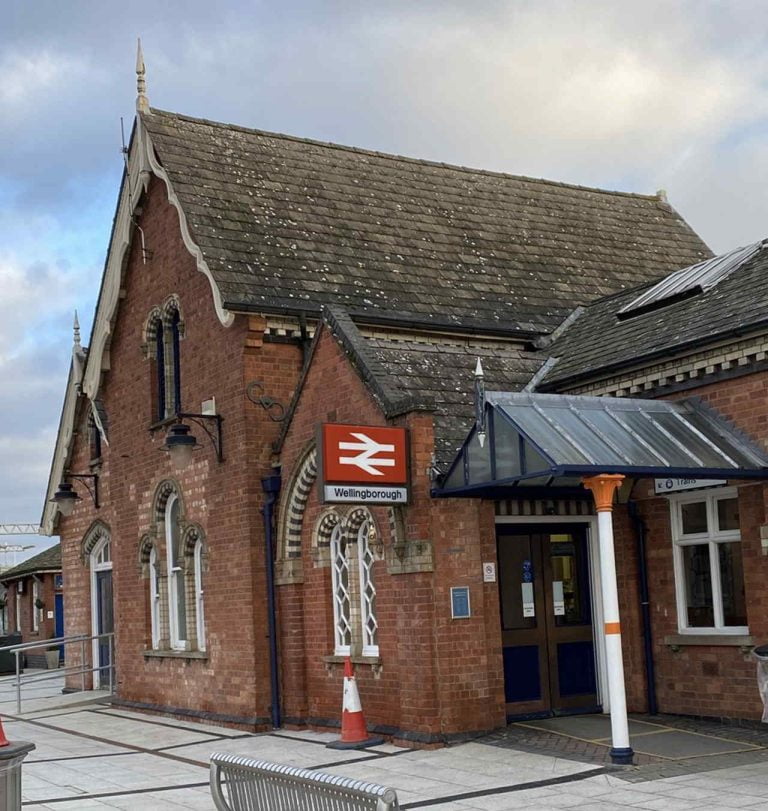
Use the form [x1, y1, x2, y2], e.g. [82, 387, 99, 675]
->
[583, 474, 634, 765]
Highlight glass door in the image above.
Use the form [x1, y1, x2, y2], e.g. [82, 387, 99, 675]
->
[497, 525, 598, 719]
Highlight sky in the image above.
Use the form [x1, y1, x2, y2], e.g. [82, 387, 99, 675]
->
[2, 0, 768, 562]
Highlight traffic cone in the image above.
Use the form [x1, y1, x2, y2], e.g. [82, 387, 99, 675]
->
[0, 716, 9, 747]
[326, 657, 384, 749]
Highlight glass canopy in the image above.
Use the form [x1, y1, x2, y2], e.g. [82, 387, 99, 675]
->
[436, 392, 768, 497]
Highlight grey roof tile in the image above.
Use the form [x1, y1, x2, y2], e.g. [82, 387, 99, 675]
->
[142, 109, 710, 334]
[1, 544, 61, 581]
[542, 244, 768, 387]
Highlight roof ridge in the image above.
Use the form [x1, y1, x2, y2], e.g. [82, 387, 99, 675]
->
[144, 108, 664, 202]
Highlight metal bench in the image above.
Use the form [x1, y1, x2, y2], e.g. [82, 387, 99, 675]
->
[210, 752, 400, 811]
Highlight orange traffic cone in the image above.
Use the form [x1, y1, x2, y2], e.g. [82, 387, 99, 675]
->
[327, 657, 384, 749]
[0, 716, 9, 747]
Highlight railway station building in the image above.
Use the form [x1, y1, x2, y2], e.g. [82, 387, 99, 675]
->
[40, 72, 768, 762]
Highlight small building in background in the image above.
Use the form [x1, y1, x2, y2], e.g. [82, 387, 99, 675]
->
[0, 545, 63, 666]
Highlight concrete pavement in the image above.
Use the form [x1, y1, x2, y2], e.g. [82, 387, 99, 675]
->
[4, 687, 768, 809]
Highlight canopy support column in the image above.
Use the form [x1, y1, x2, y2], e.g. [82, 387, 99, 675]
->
[583, 473, 634, 765]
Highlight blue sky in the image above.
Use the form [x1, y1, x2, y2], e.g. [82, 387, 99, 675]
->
[3, 0, 768, 561]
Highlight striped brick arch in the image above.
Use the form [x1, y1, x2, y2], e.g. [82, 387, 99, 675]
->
[278, 445, 318, 561]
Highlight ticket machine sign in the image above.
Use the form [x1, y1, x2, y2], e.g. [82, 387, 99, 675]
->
[321, 424, 409, 504]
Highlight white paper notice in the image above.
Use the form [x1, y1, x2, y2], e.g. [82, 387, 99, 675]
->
[521, 582, 535, 618]
[553, 581, 565, 616]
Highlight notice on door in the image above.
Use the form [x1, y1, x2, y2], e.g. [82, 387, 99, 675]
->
[521, 582, 535, 617]
[552, 581, 565, 616]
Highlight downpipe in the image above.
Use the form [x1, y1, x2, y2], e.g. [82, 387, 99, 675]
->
[261, 473, 282, 729]
[628, 500, 658, 716]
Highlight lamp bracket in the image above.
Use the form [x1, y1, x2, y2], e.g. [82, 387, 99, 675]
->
[175, 413, 224, 463]
[67, 473, 100, 509]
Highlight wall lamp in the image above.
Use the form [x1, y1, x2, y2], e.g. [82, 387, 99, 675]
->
[50, 473, 100, 517]
[161, 413, 223, 471]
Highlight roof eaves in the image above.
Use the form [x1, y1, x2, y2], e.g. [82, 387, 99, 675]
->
[540, 317, 768, 391]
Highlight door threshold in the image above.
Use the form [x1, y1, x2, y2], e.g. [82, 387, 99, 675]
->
[507, 705, 603, 723]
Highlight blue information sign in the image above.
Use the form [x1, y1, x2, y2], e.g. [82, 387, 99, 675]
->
[451, 586, 471, 619]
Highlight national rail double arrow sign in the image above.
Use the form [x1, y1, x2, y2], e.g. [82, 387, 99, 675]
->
[320, 423, 409, 503]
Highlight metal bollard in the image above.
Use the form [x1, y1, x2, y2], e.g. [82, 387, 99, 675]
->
[0, 741, 35, 810]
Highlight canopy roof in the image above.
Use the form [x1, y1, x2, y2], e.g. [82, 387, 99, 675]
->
[436, 392, 768, 497]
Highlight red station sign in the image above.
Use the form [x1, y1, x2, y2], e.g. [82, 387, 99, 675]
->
[320, 424, 409, 504]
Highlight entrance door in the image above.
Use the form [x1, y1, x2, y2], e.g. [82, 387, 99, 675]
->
[95, 570, 113, 685]
[497, 525, 598, 719]
[54, 593, 64, 662]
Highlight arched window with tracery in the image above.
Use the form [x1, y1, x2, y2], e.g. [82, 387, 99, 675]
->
[320, 509, 380, 657]
[357, 518, 379, 656]
[330, 523, 352, 655]
[145, 299, 183, 422]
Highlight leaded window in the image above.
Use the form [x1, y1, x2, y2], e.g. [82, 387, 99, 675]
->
[357, 519, 379, 656]
[330, 524, 352, 655]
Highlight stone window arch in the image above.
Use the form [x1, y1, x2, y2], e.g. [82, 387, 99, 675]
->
[81, 519, 111, 564]
[276, 444, 317, 581]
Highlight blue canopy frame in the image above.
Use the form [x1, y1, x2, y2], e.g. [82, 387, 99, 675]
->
[434, 392, 768, 498]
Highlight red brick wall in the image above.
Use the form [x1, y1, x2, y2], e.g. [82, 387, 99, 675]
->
[277, 326, 506, 742]
[56, 175, 303, 724]
[5, 572, 59, 644]
[612, 371, 768, 720]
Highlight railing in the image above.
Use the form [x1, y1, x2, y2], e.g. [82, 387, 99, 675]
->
[210, 753, 400, 811]
[0, 632, 115, 714]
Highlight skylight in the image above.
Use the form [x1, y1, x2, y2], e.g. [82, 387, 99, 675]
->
[617, 240, 764, 319]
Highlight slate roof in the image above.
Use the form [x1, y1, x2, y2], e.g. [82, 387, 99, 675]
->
[1, 545, 61, 582]
[321, 308, 545, 469]
[541, 242, 768, 388]
[141, 108, 710, 335]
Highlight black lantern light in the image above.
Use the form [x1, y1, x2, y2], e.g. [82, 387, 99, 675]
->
[50, 474, 99, 517]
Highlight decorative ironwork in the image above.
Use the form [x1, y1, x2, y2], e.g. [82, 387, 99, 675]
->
[246, 381, 286, 422]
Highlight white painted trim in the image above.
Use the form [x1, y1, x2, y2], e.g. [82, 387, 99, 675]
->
[495, 515, 609, 713]
[668, 487, 748, 635]
[42, 115, 234, 534]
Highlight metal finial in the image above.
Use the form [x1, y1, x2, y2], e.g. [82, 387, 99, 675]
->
[136, 38, 149, 114]
[73, 311, 81, 349]
[474, 357, 486, 448]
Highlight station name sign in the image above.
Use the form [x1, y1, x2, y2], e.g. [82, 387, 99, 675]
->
[320, 423, 409, 504]
[654, 478, 727, 495]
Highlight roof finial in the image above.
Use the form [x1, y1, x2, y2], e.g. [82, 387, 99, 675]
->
[73, 311, 81, 350]
[136, 38, 149, 114]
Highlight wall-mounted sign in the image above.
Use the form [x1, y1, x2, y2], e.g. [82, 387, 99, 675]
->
[482, 562, 496, 583]
[451, 586, 471, 619]
[654, 478, 727, 495]
[320, 424, 409, 504]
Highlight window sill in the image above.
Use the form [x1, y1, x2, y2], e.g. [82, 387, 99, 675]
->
[665, 633, 754, 650]
[143, 649, 208, 661]
[148, 416, 178, 433]
[323, 654, 382, 677]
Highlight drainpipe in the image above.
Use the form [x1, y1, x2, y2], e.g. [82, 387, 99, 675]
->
[628, 500, 658, 716]
[261, 472, 282, 729]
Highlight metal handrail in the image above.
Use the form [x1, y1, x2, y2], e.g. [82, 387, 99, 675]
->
[0, 631, 115, 713]
[0, 633, 89, 654]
